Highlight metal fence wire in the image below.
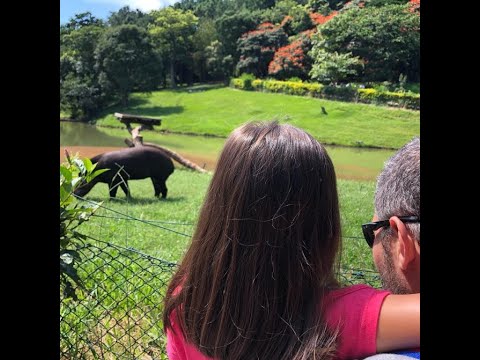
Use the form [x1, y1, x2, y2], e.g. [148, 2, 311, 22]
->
[60, 199, 381, 360]
[60, 239, 177, 360]
[60, 238, 381, 360]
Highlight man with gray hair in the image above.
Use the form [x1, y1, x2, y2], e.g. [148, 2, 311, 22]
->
[361, 137, 420, 359]
[362, 137, 420, 294]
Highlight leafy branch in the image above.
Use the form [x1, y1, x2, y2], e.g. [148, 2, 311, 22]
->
[60, 150, 107, 300]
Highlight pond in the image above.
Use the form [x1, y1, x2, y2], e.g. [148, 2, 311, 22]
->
[60, 122, 395, 181]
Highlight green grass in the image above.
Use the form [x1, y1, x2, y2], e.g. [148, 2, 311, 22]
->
[93, 85, 419, 149]
[78, 169, 375, 270]
[64, 168, 378, 358]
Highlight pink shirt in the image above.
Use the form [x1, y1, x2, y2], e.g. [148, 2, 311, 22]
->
[166, 284, 390, 360]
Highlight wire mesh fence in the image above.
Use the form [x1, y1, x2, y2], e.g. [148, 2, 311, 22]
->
[60, 239, 176, 360]
[61, 197, 381, 359]
[60, 237, 381, 360]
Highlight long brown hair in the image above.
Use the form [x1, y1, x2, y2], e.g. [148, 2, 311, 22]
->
[164, 121, 342, 359]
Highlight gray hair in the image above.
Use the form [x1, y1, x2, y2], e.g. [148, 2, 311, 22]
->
[375, 137, 420, 243]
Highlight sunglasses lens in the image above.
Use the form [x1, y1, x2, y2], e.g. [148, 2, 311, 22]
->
[362, 225, 374, 248]
[367, 231, 374, 248]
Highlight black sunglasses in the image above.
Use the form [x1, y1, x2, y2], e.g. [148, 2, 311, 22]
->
[361, 216, 420, 248]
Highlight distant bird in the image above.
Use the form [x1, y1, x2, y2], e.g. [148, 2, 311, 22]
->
[321, 106, 328, 115]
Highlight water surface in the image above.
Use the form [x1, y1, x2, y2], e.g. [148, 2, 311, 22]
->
[60, 122, 394, 181]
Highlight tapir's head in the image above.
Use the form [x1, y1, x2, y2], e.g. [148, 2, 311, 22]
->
[73, 179, 94, 198]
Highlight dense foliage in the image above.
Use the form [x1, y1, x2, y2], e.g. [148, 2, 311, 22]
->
[60, 0, 419, 120]
[60, 152, 106, 299]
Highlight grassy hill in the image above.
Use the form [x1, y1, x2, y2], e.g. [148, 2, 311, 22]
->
[94, 85, 419, 149]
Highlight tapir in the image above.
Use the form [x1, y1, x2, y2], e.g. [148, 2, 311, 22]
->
[74, 146, 174, 199]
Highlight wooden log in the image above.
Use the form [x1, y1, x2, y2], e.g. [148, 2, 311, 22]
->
[114, 112, 161, 127]
[122, 119, 208, 173]
[131, 126, 144, 146]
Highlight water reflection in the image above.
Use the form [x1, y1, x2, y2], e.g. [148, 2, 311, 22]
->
[60, 122, 394, 181]
[60, 122, 125, 147]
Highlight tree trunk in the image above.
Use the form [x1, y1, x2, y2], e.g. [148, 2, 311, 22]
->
[121, 93, 129, 107]
[170, 58, 176, 89]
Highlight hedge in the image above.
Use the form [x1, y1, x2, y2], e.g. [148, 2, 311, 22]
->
[230, 78, 420, 110]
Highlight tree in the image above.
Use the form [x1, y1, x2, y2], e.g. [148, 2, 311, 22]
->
[268, 30, 315, 80]
[64, 11, 104, 32]
[175, 0, 233, 18]
[192, 18, 219, 82]
[262, 0, 299, 24]
[309, 49, 363, 84]
[214, 10, 260, 65]
[366, 0, 409, 7]
[236, 22, 288, 77]
[288, 4, 314, 34]
[306, 0, 330, 13]
[60, 74, 103, 120]
[60, 21, 106, 120]
[107, 6, 153, 28]
[61, 25, 105, 79]
[205, 40, 234, 82]
[149, 8, 198, 88]
[314, 4, 419, 82]
[95, 25, 161, 106]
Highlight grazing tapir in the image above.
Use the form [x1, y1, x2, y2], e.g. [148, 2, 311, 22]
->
[74, 146, 174, 199]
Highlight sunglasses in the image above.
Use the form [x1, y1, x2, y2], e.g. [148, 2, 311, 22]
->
[361, 216, 420, 248]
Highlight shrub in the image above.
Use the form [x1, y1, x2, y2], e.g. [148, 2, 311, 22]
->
[230, 77, 419, 109]
[321, 85, 357, 101]
[60, 151, 106, 300]
[239, 73, 256, 90]
[358, 88, 420, 109]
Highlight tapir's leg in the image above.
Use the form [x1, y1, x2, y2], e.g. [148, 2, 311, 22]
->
[160, 181, 168, 199]
[109, 181, 119, 198]
[110, 168, 130, 198]
[151, 177, 167, 198]
[120, 181, 131, 198]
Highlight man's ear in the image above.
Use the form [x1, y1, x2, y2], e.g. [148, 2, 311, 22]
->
[389, 216, 416, 271]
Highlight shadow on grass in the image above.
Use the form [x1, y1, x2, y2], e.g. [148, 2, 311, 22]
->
[170, 83, 226, 93]
[134, 106, 184, 117]
[91, 83, 227, 122]
[100, 105, 184, 118]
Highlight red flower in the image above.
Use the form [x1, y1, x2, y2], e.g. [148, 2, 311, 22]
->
[409, 0, 420, 13]
[268, 38, 309, 76]
[309, 11, 338, 25]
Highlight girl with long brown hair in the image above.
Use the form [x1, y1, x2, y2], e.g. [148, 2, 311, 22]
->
[163, 121, 419, 360]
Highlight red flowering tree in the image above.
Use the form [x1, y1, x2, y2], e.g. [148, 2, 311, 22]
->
[268, 30, 316, 80]
[309, 11, 338, 26]
[409, 0, 420, 13]
[268, 10, 339, 80]
[236, 22, 288, 77]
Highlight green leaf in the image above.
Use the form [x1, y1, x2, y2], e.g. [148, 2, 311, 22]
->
[60, 186, 72, 203]
[60, 165, 72, 182]
[86, 167, 109, 182]
[83, 157, 93, 173]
